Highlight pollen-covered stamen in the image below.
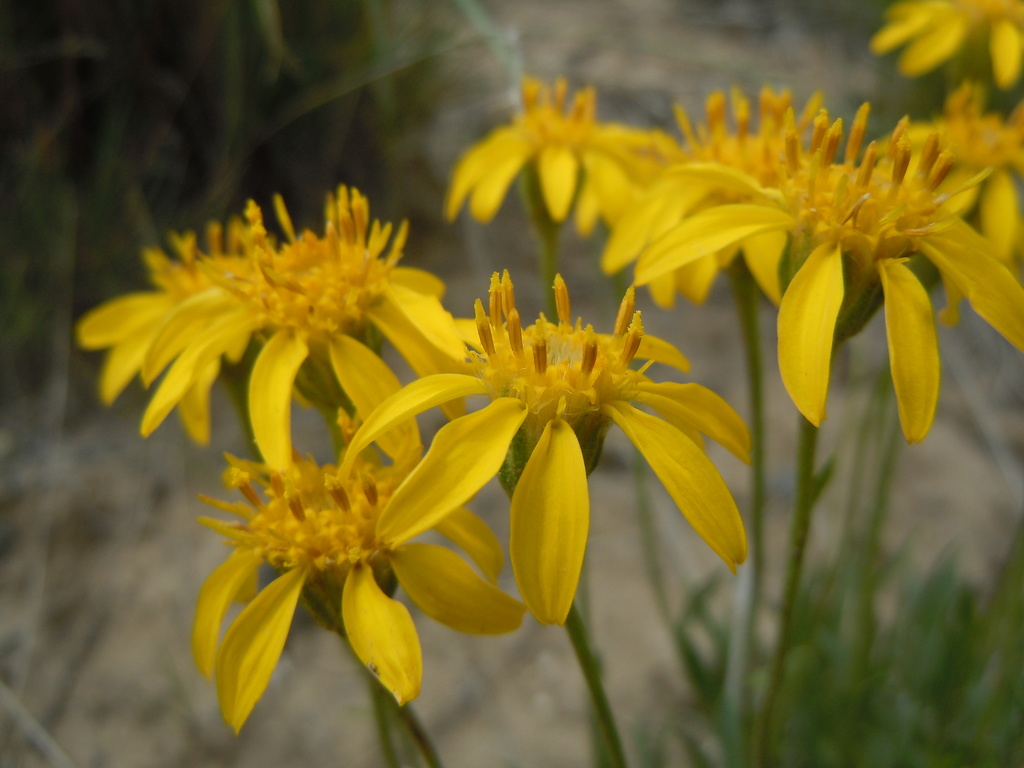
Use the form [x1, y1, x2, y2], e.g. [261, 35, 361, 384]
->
[614, 286, 636, 337]
[845, 103, 870, 164]
[856, 141, 879, 189]
[533, 338, 548, 374]
[674, 104, 698, 151]
[927, 150, 955, 191]
[580, 336, 599, 378]
[809, 110, 830, 154]
[732, 87, 751, 143]
[621, 312, 643, 365]
[323, 472, 352, 513]
[229, 468, 265, 509]
[488, 273, 503, 329]
[554, 275, 572, 325]
[501, 270, 517, 317]
[507, 309, 525, 356]
[286, 492, 306, 522]
[917, 132, 941, 179]
[273, 194, 297, 243]
[888, 118, 909, 160]
[270, 472, 286, 498]
[820, 118, 844, 166]
[475, 299, 496, 355]
[890, 135, 912, 192]
[361, 475, 378, 508]
[707, 91, 727, 137]
[784, 113, 801, 174]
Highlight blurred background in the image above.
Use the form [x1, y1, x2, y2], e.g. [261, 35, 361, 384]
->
[2, 0, 1022, 766]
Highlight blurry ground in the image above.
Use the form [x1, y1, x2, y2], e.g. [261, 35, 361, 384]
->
[2, 1, 1023, 767]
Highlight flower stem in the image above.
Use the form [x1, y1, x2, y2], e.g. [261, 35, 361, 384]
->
[395, 701, 445, 768]
[754, 415, 820, 768]
[520, 165, 562, 319]
[723, 260, 767, 743]
[564, 601, 629, 768]
[365, 670, 402, 768]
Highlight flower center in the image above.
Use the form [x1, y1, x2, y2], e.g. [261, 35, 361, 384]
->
[519, 77, 597, 149]
[213, 454, 401, 574]
[210, 187, 404, 342]
[472, 271, 643, 436]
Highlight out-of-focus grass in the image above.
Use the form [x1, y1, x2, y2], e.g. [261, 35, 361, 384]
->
[0, 0, 453, 398]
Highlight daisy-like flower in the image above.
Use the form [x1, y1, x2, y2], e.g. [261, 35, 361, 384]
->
[910, 82, 1024, 272]
[870, 0, 1024, 89]
[635, 107, 1024, 443]
[138, 186, 465, 468]
[75, 222, 251, 444]
[602, 86, 822, 307]
[335, 271, 749, 626]
[194, 441, 525, 732]
[445, 76, 669, 235]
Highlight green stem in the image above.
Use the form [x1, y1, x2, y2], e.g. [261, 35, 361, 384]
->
[634, 453, 671, 624]
[754, 415, 820, 768]
[520, 165, 562, 319]
[365, 670, 402, 768]
[723, 261, 767, 752]
[395, 701, 445, 768]
[564, 602, 629, 768]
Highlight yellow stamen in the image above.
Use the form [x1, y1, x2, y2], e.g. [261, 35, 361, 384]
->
[554, 274, 572, 325]
[856, 141, 878, 189]
[614, 286, 636, 337]
[845, 103, 870, 164]
[507, 309, 524, 356]
[475, 299, 496, 355]
[621, 312, 643, 365]
[533, 338, 548, 374]
[928, 150, 955, 191]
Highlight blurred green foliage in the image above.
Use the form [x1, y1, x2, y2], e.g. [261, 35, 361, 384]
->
[0, 0, 449, 396]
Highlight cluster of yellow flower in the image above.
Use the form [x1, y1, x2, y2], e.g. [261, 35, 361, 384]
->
[75, 3, 1024, 746]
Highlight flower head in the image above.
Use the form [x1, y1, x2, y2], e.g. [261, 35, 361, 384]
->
[603, 86, 822, 306]
[635, 106, 1024, 442]
[75, 221, 252, 444]
[870, 0, 1024, 89]
[194, 446, 524, 732]
[911, 82, 1024, 270]
[132, 186, 465, 467]
[338, 272, 749, 625]
[445, 76, 668, 234]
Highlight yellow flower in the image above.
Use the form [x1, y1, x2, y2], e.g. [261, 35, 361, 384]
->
[337, 272, 749, 626]
[635, 107, 1024, 443]
[603, 87, 822, 307]
[445, 76, 668, 234]
[870, 0, 1024, 89]
[75, 222, 251, 444]
[194, 443, 525, 732]
[910, 82, 1024, 271]
[136, 186, 465, 468]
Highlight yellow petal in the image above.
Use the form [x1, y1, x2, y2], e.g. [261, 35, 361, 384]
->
[378, 398, 527, 546]
[455, 135, 534, 223]
[178, 358, 220, 445]
[777, 242, 844, 427]
[632, 333, 691, 373]
[672, 253, 720, 305]
[339, 374, 487, 477]
[445, 129, 529, 221]
[633, 381, 751, 462]
[742, 230, 787, 304]
[604, 401, 746, 570]
[390, 543, 525, 634]
[509, 418, 589, 625]
[662, 163, 766, 197]
[878, 260, 940, 443]
[898, 14, 967, 77]
[141, 311, 257, 437]
[342, 562, 422, 704]
[921, 228, 1024, 351]
[372, 283, 466, 362]
[76, 292, 172, 349]
[636, 205, 793, 286]
[979, 170, 1019, 264]
[142, 289, 236, 384]
[329, 335, 419, 461]
[192, 550, 260, 678]
[648, 271, 679, 309]
[870, 5, 940, 53]
[391, 266, 446, 299]
[432, 506, 504, 583]
[97, 321, 163, 404]
[580, 149, 634, 224]
[538, 144, 579, 222]
[249, 330, 309, 469]
[215, 566, 305, 732]
[991, 19, 1022, 89]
